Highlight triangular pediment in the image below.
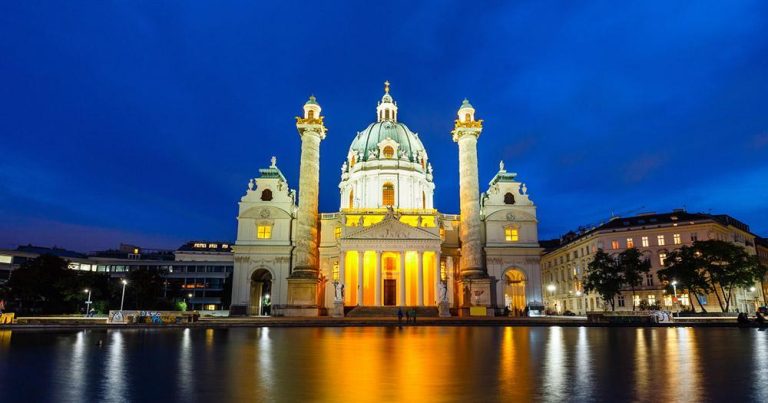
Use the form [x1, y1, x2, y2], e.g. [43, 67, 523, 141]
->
[344, 214, 439, 240]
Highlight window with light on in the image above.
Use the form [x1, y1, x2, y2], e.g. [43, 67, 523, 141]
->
[505, 228, 519, 242]
[257, 225, 272, 239]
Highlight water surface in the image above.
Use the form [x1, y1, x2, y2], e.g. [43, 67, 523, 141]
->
[0, 326, 765, 402]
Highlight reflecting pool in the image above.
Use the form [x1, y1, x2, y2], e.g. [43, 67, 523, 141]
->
[0, 326, 766, 402]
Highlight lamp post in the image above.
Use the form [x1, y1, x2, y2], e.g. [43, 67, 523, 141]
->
[187, 293, 193, 311]
[84, 289, 92, 317]
[671, 281, 678, 316]
[546, 284, 556, 314]
[119, 279, 128, 312]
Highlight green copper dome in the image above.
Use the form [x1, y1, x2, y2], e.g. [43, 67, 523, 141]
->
[348, 120, 426, 162]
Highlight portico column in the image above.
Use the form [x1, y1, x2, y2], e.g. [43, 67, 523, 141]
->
[357, 251, 364, 305]
[399, 251, 406, 305]
[434, 251, 442, 305]
[417, 251, 424, 306]
[339, 251, 346, 301]
[374, 251, 382, 306]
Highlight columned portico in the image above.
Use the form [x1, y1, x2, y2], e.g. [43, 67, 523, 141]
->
[339, 247, 440, 307]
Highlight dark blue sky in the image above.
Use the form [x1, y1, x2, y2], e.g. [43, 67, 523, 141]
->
[1, 1, 767, 251]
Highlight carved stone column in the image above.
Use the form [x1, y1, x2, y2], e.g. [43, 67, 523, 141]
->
[451, 99, 484, 279]
[285, 96, 327, 317]
[452, 99, 493, 316]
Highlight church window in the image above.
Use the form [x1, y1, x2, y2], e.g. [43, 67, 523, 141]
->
[261, 189, 273, 201]
[307, 109, 314, 119]
[385, 110, 390, 120]
[349, 190, 354, 208]
[505, 228, 519, 242]
[465, 113, 471, 122]
[383, 146, 394, 158]
[257, 225, 272, 239]
[334, 226, 342, 239]
[382, 183, 395, 206]
[504, 192, 515, 205]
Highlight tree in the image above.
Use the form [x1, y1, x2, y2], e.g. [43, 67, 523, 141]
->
[123, 268, 170, 310]
[6, 254, 77, 314]
[583, 249, 623, 311]
[657, 245, 711, 313]
[697, 240, 762, 312]
[658, 240, 764, 312]
[616, 248, 651, 311]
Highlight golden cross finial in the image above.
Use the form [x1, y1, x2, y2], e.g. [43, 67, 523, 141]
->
[384, 80, 390, 94]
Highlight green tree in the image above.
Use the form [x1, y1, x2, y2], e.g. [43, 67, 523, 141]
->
[658, 240, 763, 312]
[583, 249, 623, 311]
[616, 248, 651, 311]
[657, 245, 711, 312]
[7, 254, 76, 314]
[123, 268, 169, 310]
[697, 240, 762, 312]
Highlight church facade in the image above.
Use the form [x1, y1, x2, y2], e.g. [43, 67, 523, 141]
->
[229, 83, 543, 316]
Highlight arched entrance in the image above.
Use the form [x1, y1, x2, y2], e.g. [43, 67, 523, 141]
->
[504, 269, 527, 316]
[250, 269, 273, 316]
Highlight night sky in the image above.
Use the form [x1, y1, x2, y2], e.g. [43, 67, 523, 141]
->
[1, 1, 767, 252]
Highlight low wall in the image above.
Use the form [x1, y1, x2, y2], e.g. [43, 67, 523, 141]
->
[108, 310, 197, 324]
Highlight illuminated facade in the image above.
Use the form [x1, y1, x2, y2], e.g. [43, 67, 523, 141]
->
[230, 83, 543, 316]
[541, 211, 766, 314]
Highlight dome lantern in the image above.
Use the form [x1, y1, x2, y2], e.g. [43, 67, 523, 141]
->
[376, 80, 398, 122]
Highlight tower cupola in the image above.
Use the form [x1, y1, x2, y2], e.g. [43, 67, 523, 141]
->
[376, 80, 399, 122]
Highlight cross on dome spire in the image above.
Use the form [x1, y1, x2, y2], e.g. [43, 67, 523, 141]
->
[384, 80, 390, 94]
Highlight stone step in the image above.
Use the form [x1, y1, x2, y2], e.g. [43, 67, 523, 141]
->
[346, 306, 439, 317]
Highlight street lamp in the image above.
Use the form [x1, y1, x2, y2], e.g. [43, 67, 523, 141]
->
[671, 281, 679, 316]
[187, 293, 193, 310]
[546, 284, 556, 314]
[84, 289, 92, 317]
[119, 279, 128, 312]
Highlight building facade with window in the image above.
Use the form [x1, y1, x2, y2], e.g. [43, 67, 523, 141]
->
[540, 210, 765, 314]
[0, 242, 234, 311]
[230, 83, 542, 316]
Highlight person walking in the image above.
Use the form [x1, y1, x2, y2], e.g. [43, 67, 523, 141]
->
[405, 309, 410, 323]
[397, 307, 404, 324]
[410, 308, 417, 323]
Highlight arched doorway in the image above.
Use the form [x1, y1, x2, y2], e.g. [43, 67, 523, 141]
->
[504, 269, 527, 316]
[250, 269, 273, 316]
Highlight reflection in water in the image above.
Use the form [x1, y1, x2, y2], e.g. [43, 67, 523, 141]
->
[634, 329, 649, 402]
[0, 326, 766, 401]
[543, 327, 566, 401]
[177, 328, 193, 401]
[0, 330, 10, 350]
[573, 326, 592, 401]
[753, 329, 767, 402]
[104, 331, 126, 402]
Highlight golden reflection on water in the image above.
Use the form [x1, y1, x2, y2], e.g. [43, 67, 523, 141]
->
[0, 330, 10, 349]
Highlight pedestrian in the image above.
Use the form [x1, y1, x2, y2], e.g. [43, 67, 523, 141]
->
[405, 309, 410, 323]
[397, 307, 404, 324]
[410, 308, 417, 323]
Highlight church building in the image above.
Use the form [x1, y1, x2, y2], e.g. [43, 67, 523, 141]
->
[229, 83, 543, 316]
